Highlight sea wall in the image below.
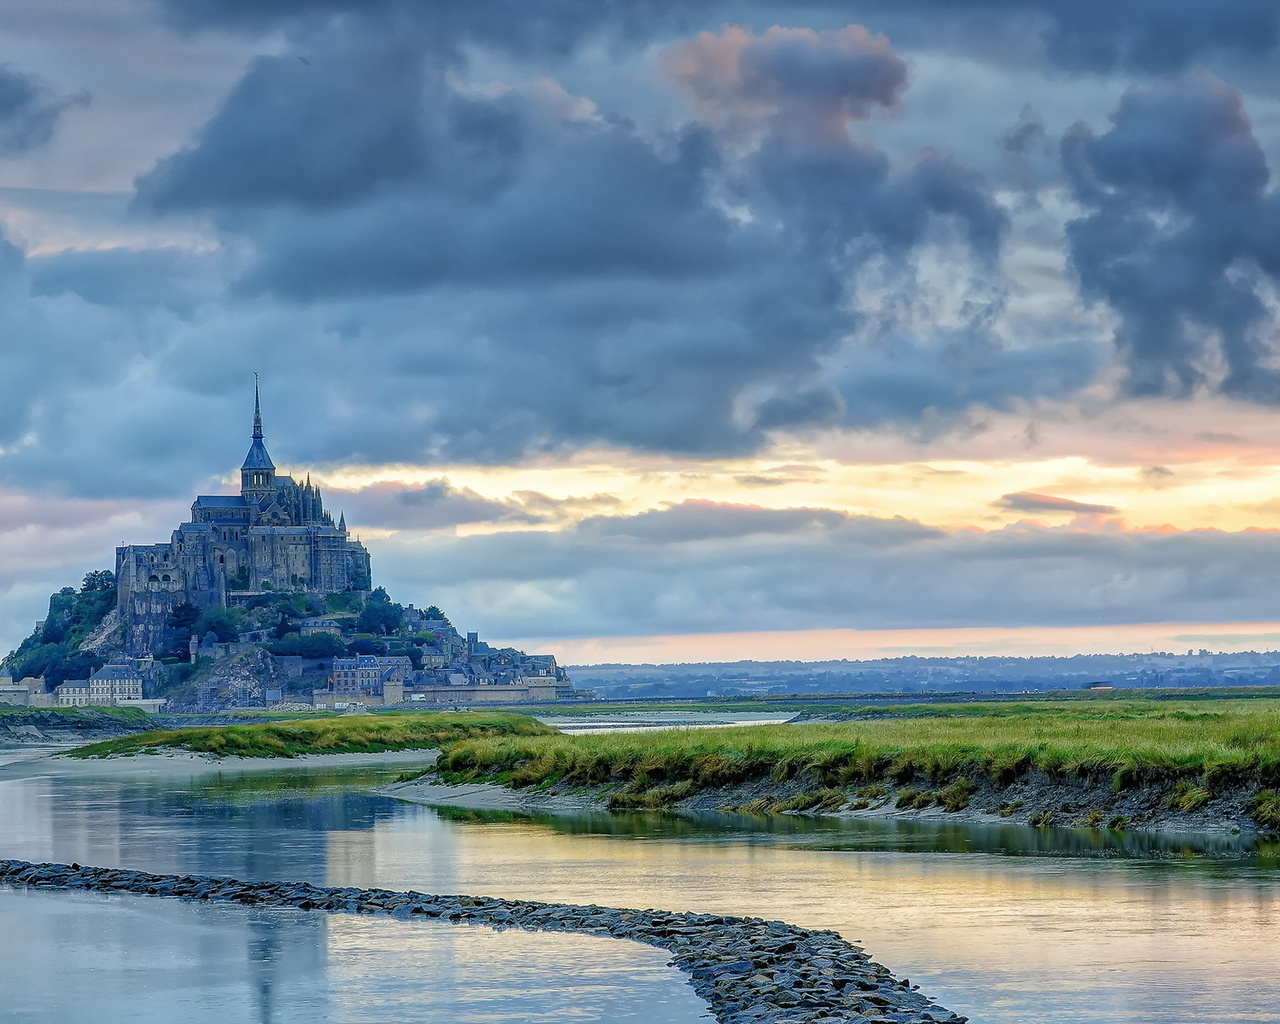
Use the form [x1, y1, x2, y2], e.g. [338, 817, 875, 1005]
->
[0, 858, 966, 1024]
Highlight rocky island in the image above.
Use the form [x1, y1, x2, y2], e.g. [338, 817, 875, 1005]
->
[0, 388, 578, 713]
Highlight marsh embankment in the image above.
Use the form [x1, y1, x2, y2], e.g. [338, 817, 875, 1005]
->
[385, 769, 1272, 835]
[419, 699, 1280, 836]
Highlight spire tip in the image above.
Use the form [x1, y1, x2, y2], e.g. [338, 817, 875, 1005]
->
[252, 374, 263, 440]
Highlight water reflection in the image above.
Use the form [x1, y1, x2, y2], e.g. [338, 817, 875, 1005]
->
[0, 889, 704, 1024]
[429, 803, 1279, 862]
[2, 754, 1278, 1024]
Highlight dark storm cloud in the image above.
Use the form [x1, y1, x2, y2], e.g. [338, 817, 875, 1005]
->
[139, 37, 429, 211]
[373, 500, 1280, 637]
[1064, 73, 1280, 403]
[660, 24, 909, 138]
[994, 491, 1119, 515]
[1024, 0, 1279, 75]
[157, 0, 1280, 77]
[120, 17, 1055, 466]
[28, 247, 218, 315]
[0, 64, 85, 156]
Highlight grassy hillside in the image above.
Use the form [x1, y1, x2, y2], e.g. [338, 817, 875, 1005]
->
[68, 711, 554, 759]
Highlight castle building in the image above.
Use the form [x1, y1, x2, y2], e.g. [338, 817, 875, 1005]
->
[115, 386, 371, 654]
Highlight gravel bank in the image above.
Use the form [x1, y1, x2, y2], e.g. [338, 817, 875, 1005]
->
[0, 858, 965, 1024]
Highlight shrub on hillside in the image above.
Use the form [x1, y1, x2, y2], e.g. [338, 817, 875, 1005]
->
[269, 633, 347, 658]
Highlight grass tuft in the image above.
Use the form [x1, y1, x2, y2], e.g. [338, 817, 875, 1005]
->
[895, 787, 934, 810]
[1251, 789, 1280, 830]
[1166, 781, 1211, 813]
[938, 778, 977, 813]
[771, 788, 848, 814]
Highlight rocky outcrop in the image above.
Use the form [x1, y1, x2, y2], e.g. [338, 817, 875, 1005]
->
[195, 645, 284, 703]
[0, 859, 966, 1024]
[78, 608, 124, 655]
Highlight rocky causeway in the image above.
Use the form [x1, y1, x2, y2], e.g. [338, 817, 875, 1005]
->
[0, 858, 965, 1024]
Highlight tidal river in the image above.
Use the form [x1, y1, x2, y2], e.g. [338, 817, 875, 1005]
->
[0, 748, 1276, 1024]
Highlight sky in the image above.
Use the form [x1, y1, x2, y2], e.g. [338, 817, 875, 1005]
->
[7, 1, 1280, 662]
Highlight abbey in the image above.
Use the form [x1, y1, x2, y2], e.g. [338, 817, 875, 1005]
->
[115, 387, 371, 654]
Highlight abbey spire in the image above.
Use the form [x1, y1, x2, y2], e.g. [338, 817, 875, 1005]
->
[240, 375, 276, 501]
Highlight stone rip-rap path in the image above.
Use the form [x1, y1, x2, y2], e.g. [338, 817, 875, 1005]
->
[0, 859, 967, 1024]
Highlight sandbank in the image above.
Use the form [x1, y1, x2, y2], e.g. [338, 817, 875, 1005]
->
[0, 746, 439, 781]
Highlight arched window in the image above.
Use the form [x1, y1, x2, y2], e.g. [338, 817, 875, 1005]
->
[148, 575, 159, 582]
[162, 574, 171, 582]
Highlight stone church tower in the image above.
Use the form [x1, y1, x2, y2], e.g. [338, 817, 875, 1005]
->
[115, 385, 372, 654]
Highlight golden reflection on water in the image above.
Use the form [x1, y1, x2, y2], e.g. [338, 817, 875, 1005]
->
[327, 812, 1280, 1023]
[323, 915, 704, 1023]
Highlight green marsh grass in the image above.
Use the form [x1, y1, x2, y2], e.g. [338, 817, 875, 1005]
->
[437, 699, 1280, 797]
[67, 712, 553, 759]
[1252, 790, 1280, 830]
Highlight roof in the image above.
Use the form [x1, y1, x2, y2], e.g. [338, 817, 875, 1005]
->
[91, 663, 143, 681]
[193, 495, 247, 508]
[241, 437, 275, 471]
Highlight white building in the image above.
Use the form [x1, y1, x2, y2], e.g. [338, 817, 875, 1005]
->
[56, 681, 91, 707]
[89, 660, 144, 704]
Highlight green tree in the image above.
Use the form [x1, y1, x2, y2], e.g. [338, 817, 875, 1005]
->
[194, 606, 242, 643]
[357, 587, 403, 635]
[81, 570, 116, 592]
[167, 602, 200, 656]
[269, 633, 346, 658]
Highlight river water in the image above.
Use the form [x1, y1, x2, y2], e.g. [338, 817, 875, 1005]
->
[1, 748, 1277, 1023]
